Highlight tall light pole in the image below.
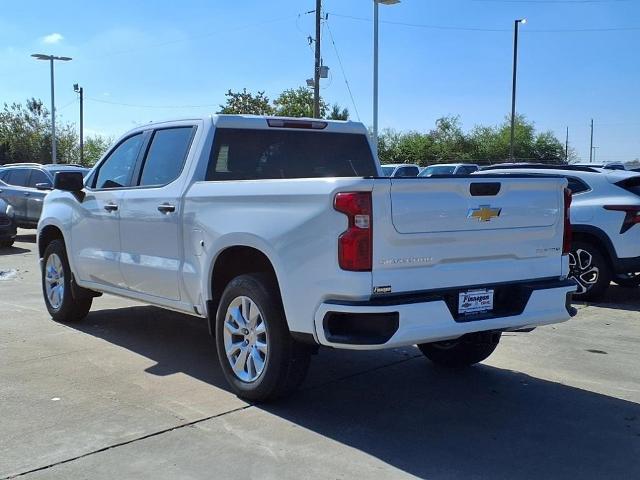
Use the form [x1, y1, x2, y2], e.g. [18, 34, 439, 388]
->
[31, 54, 72, 164]
[373, 0, 400, 152]
[74, 84, 84, 164]
[509, 18, 526, 161]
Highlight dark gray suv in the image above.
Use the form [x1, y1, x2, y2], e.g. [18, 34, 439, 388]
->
[0, 163, 89, 228]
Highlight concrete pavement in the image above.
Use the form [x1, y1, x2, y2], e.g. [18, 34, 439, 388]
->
[1, 231, 639, 479]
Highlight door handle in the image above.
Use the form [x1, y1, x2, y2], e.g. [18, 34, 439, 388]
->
[24, 192, 30, 197]
[104, 203, 118, 212]
[157, 203, 176, 214]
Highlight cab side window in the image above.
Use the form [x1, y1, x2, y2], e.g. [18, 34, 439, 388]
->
[138, 127, 194, 187]
[94, 134, 144, 189]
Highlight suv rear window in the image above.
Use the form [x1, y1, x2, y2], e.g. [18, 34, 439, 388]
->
[206, 128, 376, 181]
[566, 177, 590, 194]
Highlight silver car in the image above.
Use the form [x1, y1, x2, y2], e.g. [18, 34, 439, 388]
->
[0, 163, 89, 228]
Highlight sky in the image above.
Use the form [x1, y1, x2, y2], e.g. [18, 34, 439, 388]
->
[1, 0, 639, 162]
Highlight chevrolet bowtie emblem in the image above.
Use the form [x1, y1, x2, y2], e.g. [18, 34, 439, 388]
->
[468, 205, 502, 222]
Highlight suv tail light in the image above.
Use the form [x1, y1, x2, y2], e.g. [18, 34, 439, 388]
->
[603, 205, 640, 234]
[334, 192, 372, 271]
[563, 187, 572, 255]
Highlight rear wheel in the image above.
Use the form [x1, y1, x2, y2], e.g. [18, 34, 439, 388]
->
[41, 240, 92, 322]
[418, 332, 501, 368]
[569, 241, 611, 301]
[0, 239, 14, 248]
[215, 273, 311, 402]
[613, 272, 640, 288]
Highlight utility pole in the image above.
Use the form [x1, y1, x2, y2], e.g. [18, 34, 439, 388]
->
[592, 146, 599, 163]
[565, 126, 569, 162]
[313, 0, 321, 118]
[589, 118, 594, 163]
[74, 84, 84, 164]
[509, 19, 526, 160]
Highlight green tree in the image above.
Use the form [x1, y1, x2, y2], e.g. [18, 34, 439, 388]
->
[82, 135, 113, 166]
[426, 116, 472, 163]
[217, 88, 273, 115]
[327, 104, 349, 121]
[273, 87, 327, 118]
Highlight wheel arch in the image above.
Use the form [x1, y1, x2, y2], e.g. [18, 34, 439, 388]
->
[207, 245, 282, 336]
[38, 224, 66, 259]
[571, 224, 616, 269]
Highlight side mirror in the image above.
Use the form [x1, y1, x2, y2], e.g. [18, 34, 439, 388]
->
[35, 183, 53, 191]
[54, 171, 84, 193]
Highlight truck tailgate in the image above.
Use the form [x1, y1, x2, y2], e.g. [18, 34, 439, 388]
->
[371, 176, 567, 294]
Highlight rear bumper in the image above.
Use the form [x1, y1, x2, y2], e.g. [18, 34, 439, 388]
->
[314, 278, 576, 350]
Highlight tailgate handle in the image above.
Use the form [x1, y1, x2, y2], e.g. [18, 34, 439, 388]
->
[470, 182, 501, 196]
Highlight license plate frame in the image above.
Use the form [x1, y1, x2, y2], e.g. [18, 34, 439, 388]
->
[458, 289, 494, 315]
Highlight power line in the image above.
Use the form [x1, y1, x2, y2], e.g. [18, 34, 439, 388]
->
[325, 17, 361, 121]
[328, 12, 640, 33]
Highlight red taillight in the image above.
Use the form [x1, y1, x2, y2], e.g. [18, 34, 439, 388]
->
[603, 205, 640, 234]
[334, 192, 372, 271]
[563, 187, 572, 255]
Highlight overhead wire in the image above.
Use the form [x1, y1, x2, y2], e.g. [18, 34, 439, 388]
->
[325, 16, 361, 121]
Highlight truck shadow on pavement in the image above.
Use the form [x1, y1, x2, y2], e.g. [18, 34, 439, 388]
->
[71, 304, 640, 480]
[575, 285, 640, 313]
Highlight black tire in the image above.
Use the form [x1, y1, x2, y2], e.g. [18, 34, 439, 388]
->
[0, 239, 14, 248]
[569, 240, 611, 301]
[215, 273, 311, 402]
[418, 332, 501, 368]
[613, 273, 640, 288]
[41, 240, 92, 322]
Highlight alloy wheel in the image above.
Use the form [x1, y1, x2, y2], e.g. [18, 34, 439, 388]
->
[44, 253, 65, 310]
[569, 248, 600, 295]
[223, 296, 268, 383]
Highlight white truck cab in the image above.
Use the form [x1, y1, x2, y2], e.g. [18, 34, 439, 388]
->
[38, 115, 576, 401]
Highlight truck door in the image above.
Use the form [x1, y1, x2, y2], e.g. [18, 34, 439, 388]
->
[118, 125, 196, 301]
[72, 133, 145, 289]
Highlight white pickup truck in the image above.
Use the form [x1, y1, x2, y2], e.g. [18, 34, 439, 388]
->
[37, 115, 576, 401]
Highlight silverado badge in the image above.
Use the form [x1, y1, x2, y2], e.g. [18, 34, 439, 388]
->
[468, 205, 502, 222]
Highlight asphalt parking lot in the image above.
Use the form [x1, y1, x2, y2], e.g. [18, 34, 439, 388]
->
[1, 231, 639, 479]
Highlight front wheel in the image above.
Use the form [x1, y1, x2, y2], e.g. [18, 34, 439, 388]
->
[418, 332, 501, 368]
[568, 241, 611, 301]
[0, 239, 14, 248]
[41, 240, 92, 322]
[215, 273, 311, 402]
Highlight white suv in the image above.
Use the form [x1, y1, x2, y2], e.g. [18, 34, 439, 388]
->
[479, 164, 640, 300]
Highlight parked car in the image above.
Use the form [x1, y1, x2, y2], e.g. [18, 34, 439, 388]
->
[419, 163, 479, 176]
[0, 196, 17, 248]
[0, 163, 90, 228]
[38, 115, 576, 401]
[479, 164, 640, 299]
[380, 163, 420, 177]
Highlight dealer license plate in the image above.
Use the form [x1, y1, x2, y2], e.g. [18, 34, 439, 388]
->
[458, 289, 494, 315]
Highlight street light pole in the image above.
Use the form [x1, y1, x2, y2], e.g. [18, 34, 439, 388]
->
[509, 18, 526, 161]
[31, 54, 72, 164]
[49, 58, 56, 164]
[373, 0, 400, 152]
